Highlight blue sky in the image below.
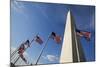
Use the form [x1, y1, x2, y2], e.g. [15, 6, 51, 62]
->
[11, 1, 95, 65]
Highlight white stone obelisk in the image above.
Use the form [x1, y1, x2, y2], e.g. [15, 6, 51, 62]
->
[60, 11, 85, 63]
[60, 11, 73, 63]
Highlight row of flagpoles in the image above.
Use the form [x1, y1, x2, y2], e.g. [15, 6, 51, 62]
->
[11, 32, 62, 65]
[11, 30, 91, 66]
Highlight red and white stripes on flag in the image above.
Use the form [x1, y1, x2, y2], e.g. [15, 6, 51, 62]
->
[76, 29, 91, 41]
[18, 40, 30, 55]
[50, 32, 62, 44]
[20, 53, 27, 63]
[17, 41, 29, 63]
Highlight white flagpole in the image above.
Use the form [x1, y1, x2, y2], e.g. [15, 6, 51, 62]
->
[13, 56, 20, 65]
[11, 34, 38, 65]
[35, 34, 50, 65]
[11, 34, 36, 58]
[11, 44, 21, 58]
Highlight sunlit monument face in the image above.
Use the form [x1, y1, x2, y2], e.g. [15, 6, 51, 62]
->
[10, 1, 95, 66]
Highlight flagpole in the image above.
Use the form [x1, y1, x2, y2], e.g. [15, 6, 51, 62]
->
[11, 36, 34, 58]
[12, 40, 33, 65]
[35, 34, 50, 65]
[13, 54, 28, 65]
[11, 34, 36, 58]
[13, 56, 20, 65]
[11, 51, 19, 62]
[11, 45, 21, 58]
[11, 34, 38, 65]
[12, 42, 32, 65]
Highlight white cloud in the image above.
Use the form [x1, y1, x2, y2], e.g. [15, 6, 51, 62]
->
[11, 0, 24, 12]
[11, 47, 16, 53]
[23, 51, 28, 56]
[11, 46, 33, 65]
[42, 55, 59, 62]
[11, 0, 30, 23]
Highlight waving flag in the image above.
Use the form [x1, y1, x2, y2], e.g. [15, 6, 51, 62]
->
[35, 35, 43, 45]
[18, 45, 27, 63]
[20, 53, 27, 63]
[81, 32, 91, 41]
[18, 40, 30, 54]
[24, 40, 30, 48]
[50, 32, 61, 44]
[18, 44, 25, 54]
[76, 29, 91, 41]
